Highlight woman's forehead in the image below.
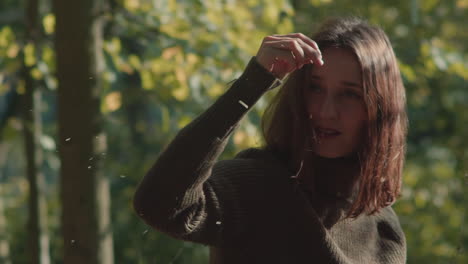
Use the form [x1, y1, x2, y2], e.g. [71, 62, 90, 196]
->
[307, 47, 362, 85]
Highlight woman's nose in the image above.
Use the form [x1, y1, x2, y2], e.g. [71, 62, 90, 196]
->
[316, 96, 339, 120]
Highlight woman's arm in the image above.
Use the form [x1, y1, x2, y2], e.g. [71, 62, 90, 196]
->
[132, 57, 279, 245]
[133, 33, 322, 245]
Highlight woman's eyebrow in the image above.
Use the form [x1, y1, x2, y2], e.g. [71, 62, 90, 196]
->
[341, 81, 362, 88]
[310, 75, 362, 88]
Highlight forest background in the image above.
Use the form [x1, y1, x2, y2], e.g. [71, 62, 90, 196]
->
[0, 0, 467, 263]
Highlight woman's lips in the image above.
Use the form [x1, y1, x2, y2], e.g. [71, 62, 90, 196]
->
[314, 127, 341, 139]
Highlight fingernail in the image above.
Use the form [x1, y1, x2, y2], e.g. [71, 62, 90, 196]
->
[320, 58, 324, 65]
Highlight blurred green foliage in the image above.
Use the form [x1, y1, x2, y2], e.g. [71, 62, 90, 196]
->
[0, 0, 466, 263]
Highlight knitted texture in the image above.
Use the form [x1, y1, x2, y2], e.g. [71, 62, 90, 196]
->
[133, 57, 407, 264]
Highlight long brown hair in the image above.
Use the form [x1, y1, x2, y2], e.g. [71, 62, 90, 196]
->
[261, 17, 407, 218]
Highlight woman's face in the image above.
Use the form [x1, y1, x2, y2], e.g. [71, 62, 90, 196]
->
[304, 47, 367, 158]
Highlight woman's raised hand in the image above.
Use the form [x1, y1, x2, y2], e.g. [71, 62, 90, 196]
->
[255, 33, 324, 79]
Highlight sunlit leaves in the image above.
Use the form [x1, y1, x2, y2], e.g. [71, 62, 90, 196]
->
[42, 14, 55, 35]
[420, 0, 441, 12]
[0, 26, 21, 76]
[206, 83, 223, 98]
[0, 26, 15, 48]
[30, 68, 42, 80]
[160, 18, 191, 40]
[103, 91, 122, 113]
[104, 37, 122, 55]
[161, 46, 182, 61]
[6, 43, 19, 58]
[24, 43, 35, 66]
[309, 0, 333, 7]
[177, 115, 192, 129]
[449, 61, 468, 80]
[0, 76, 7, 96]
[140, 69, 153, 90]
[124, 0, 141, 12]
[458, 0, 468, 8]
[233, 119, 262, 149]
[42, 45, 55, 72]
[399, 62, 417, 82]
[160, 105, 170, 133]
[171, 83, 189, 101]
[16, 80, 25, 95]
[127, 54, 141, 70]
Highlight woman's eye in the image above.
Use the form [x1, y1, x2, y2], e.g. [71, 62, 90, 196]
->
[343, 90, 362, 99]
[308, 84, 322, 93]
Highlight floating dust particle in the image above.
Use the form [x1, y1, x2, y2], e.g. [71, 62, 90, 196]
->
[216, 221, 222, 225]
[238, 100, 248, 109]
[269, 63, 275, 72]
[65, 138, 71, 142]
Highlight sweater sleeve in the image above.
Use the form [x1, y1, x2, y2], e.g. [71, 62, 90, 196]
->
[133, 57, 280, 246]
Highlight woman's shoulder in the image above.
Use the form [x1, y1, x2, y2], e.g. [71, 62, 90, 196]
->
[230, 147, 292, 172]
[210, 148, 275, 177]
[234, 147, 287, 164]
[233, 147, 271, 158]
[209, 147, 292, 185]
[331, 205, 406, 262]
[373, 206, 403, 229]
[374, 205, 406, 242]
[338, 205, 405, 244]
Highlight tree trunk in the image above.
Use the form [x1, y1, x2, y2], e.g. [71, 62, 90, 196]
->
[22, 69, 51, 264]
[0, 143, 12, 264]
[23, 0, 51, 262]
[53, 0, 114, 263]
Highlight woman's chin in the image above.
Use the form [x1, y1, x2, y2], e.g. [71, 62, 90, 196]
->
[315, 152, 342, 159]
[312, 147, 348, 159]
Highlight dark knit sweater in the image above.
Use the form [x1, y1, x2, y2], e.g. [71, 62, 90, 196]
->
[133, 57, 407, 263]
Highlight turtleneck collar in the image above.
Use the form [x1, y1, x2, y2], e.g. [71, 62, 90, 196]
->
[298, 152, 361, 201]
[292, 152, 361, 228]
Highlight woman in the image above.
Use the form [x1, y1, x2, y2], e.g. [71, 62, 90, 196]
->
[133, 17, 407, 263]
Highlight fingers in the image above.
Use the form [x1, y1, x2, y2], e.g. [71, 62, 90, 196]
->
[267, 40, 304, 68]
[265, 34, 323, 66]
[274, 33, 320, 53]
[256, 32, 323, 79]
[259, 47, 297, 78]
